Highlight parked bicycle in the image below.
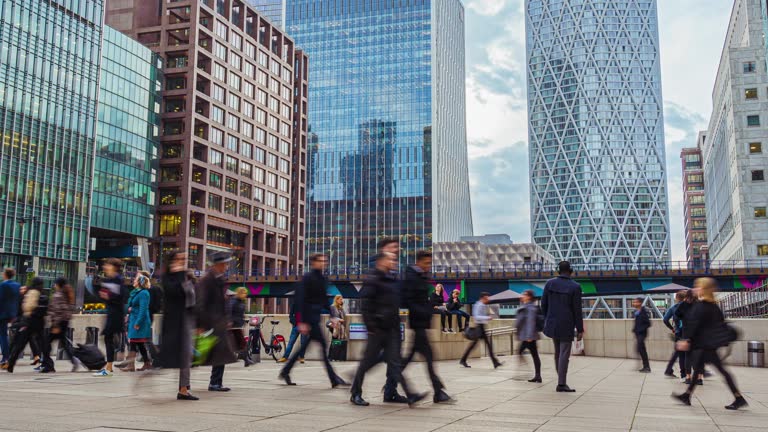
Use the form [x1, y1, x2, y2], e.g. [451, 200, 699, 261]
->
[247, 315, 286, 362]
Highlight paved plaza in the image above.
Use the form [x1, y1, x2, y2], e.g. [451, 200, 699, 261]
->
[0, 354, 767, 431]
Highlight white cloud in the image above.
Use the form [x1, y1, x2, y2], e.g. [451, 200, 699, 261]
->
[466, 0, 509, 16]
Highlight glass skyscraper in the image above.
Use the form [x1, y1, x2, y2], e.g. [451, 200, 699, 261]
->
[286, 0, 473, 270]
[526, 0, 670, 266]
[89, 27, 162, 267]
[247, 0, 285, 28]
[0, 0, 104, 283]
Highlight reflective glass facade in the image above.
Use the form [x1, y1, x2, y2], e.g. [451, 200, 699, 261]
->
[287, 0, 472, 270]
[526, 0, 670, 266]
[248, 0, 285, 28]
[93, 27, 161, 239]
[0, 0, 104, 280]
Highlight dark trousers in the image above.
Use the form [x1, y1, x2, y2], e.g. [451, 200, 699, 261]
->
[519, 340, 541, 378]
[352, 326, 414, 397]
[210, 365, 225, 386]
[461, 324, 499, 365]
[552, 338, 572, 386]
[7, 325, 48, 369]
[43, 322, 76, 369]
[0, 319, 9, 362]
[104, 332, 117, 363]
[403, 328, 444, 392]
[434, 310, 448, 328]
[665, 339, 686, 375]
[686, 349, 740, 396]
[636, 333, 650, 369]
[129, 342, 150, 362]
[281, 321, 340, 384]
[448, 310, 470, 329]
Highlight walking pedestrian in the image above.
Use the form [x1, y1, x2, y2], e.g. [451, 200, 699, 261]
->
[329, 295, 347, 341]
[0, 268, 20, 368]
[229, 287, 254, 367]
[675, 290, 702, 385]
[44, 277, 78, 372]
[94, 258, 125, 377]
[673, 278, 747, 410]
[278, 254, 348, 387]
[120, 273, 153, 372]
[159, 251, 198, 400]
[277, 299, 308, 363]
[196, 252, 237, 392]
[516, 289, 542, 382]
[350, 252, 427, 407]
[632, 297, 651, 373]
[460, 292, 503, 369]
[401, 251, 453, 403]
[447, 290, 470, 332]
[6, 278, 49, 373]
[431, 284, 450, 333]
[663, 290, 687, 378]
[541, 261, 583, 392]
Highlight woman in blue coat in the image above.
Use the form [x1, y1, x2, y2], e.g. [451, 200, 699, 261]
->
[121, 273, 153, 372]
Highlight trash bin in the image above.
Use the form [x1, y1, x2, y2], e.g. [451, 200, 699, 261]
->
[748, 341, 764, 368]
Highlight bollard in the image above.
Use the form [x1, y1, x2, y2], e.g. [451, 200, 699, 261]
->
[748, 341, 764, 368]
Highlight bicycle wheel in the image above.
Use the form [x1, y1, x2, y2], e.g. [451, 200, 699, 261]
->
[270, 336, 287, 361]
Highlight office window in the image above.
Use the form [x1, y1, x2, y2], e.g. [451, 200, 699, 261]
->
[243, 101, 254, 119]
[209, 172, 222, 189]
[750, 142, 762, 154]
[745, 88, 758, 100]
[254, 187, 264, 202]
[279, 177, 289, 192]
[258, 51, 269, 67]
[228, 94, 240, 111]
[747, 115, 760, 127]
[212, 84, 225, 103]
[224, 198, 237, 216]
[278, 196, 288, 211]
[226, 156, 238, 173]
[267, 153, 277, 169]
[240, 142, 252, 159]
[208, 194, 222, 211]
[240, 162, 252, 179]
[258, 90, 267, 106]
[755, 207, 767, 218]
[752, 170, 765, 181]
[242, 122, 253, 139]
[229, 52, 241, 70]
[279, 140, 290, 155]
[243, 81, 254, 98]
[268, 116, 278, 131]
[214, 41, 227, 61]
[228, 73, 241, 91]
[214, 20, 228, 40]
[211, 106, 225, 124]
[226, 135, 238, 152]
[255, 148, 266, 163]
[227, 113, 240, 132]
[243, 62, 255, 78]
[759, 245, 768, 256]
[266, 173, 277, 187]
[744, 61, 757, 73]
[279, 159, 290, 174]
[231, 33, 242, 50]
[210, 127, 224, 145]
[258, 70, 268, 86]
[209, 149, 223, 167]
[255, 168, 265, 184]
[265, 191, 276, 207]
[256, 128, 266, 143]
[240, 183, 252, 199]
[225, 178, 238, 194]
[245, 42, 255, 59]
[257, 109, 266, 125]
[239, 203, 251, 220]
[213, 63, 226, 81]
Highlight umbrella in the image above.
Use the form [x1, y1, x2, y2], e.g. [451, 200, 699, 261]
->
[647, 283, 691, 292]
[488, 290, 523, 304]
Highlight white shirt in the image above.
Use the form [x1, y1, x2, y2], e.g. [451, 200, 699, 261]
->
[472, 302, 492, 325]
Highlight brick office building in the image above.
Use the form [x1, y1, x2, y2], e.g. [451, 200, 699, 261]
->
[105, 0, 307, 275]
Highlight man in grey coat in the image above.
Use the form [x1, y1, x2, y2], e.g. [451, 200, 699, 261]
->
[541, 261, 583, 393]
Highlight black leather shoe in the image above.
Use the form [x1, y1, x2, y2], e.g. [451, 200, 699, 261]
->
[528, 377, 542, 383]
[207, 385, 231, 392]
[177, 392, 199, 401]
[672, 392, 691, 406]
[696, 379, 704, 385]
[459, 361, 471, 368]
[493, 361, 504, 369]
[638, 367, 651, 373]
[279, 373, 296, 386]
[331, 377, 350, 388]
[407, 392, 428, 407]
[556, 385, 576, 393]
[664, 371, 676, 378]
[433, 390, 455, 404]
[383, 392, 409, 403]
[38, 368, 55, 374]
[725, 396, 748, 410]
[350, 394, 370, 406]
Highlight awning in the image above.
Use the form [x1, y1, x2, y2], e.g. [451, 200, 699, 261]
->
[488, 289, 523, 304]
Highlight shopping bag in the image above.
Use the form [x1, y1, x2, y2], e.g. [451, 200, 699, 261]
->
[463, 326, 481, 341]
[193, 329, 219, 366]
[571, 338, 585, 356]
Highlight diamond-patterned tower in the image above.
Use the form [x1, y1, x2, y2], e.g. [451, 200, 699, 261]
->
[526, 0, 671, 267]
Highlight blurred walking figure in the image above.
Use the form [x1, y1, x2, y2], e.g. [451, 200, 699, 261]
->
[350, 252, 426, 407]
[196, 252, 237, 392]
[675, 290, 702, 385]
[541, 261, 583, 393]
[94, 258, 125, 377]
[159, 251, 198, 400]
[121, 273, 153, 372]
[431, 284, 450, 333]
[632, 297, 652, 373]
[0, 268, 21, 368]
[447, 290, 469, 332]
[402, 251, 453, 403]
[673, 278, 747, 410]
[516, 290, 543, 382]
[229, 287, 254, 367]
[663, 290, 687, 378]
[277, 299, 308, 363]
[279, 253, 348, 387]
[6, 278, 49, 373]
[329, 295, 347, 341]
[459, 292, 502, 369]
[45, 278, 78, 372]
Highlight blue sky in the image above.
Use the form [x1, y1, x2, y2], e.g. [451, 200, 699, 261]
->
[463, 0, 734, 261]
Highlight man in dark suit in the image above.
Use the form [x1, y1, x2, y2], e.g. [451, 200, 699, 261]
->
[402, 251, 453, 403]
[196, 252, 237, 391]
[279, 253, 348, 387]
[350, 252, 426, 407]
[541, 261, 583, 392]
[632, 297, 652, 373]
[0, 268, 21, 367]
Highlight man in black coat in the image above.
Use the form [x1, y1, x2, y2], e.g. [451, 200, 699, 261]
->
[279, 253, 347, 387]
[632, 297, 652, 373]
[350, 252, 427, 407]
[541, 261, 583, 392]
[196, 252, 237, 391]
[402, 251, 452, 403]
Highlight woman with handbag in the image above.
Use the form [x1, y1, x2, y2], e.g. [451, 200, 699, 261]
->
[430, 284, 450, 333]
[159, 251, 198, 400]
[515, 290, 542, 382]
[329, 295, 347, 341]
[673, 277, 747, 410]
[120, 273, 153, 372]
[229, 288, 254, 367]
